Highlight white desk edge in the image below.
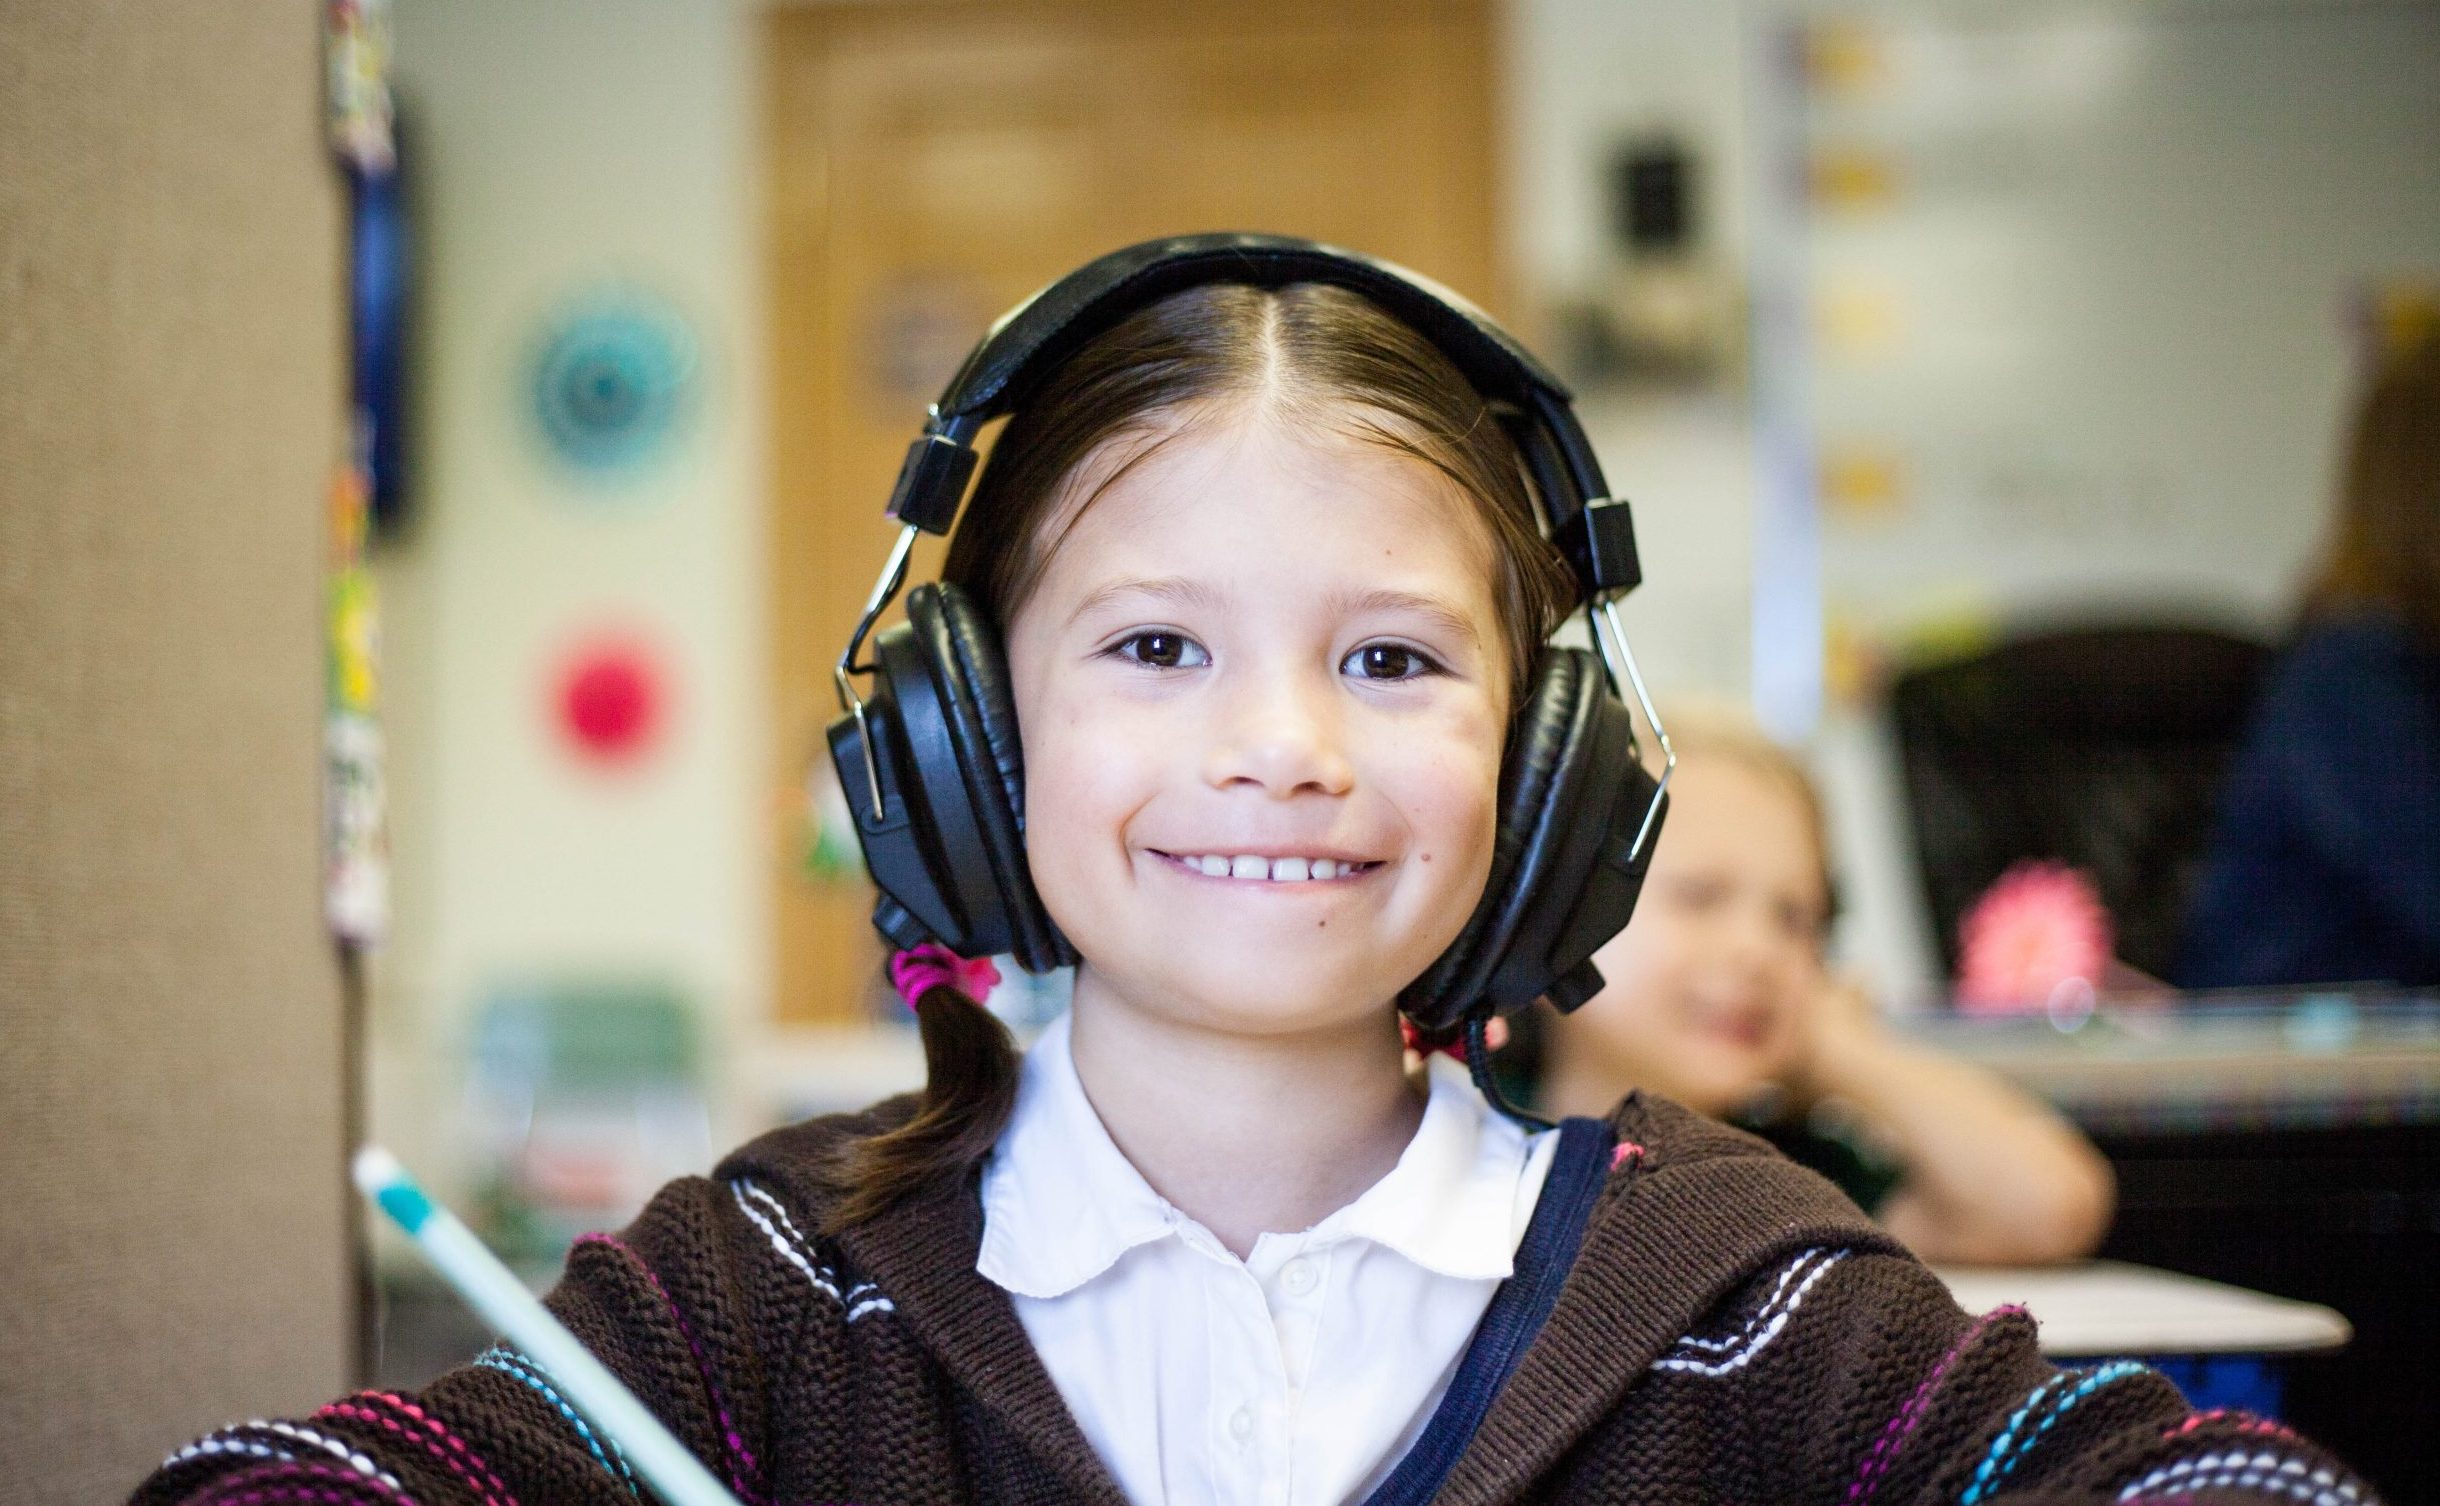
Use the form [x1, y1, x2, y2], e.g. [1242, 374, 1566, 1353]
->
[1930, 1259, 2353, 1358]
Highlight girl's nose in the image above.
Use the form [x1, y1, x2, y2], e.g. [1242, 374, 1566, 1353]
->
[1201, 671, 1355, 798]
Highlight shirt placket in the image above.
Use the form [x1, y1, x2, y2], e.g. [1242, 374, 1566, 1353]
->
[1188, 1227, 1300, 1506]
[1255, 1235, 1338, 1506]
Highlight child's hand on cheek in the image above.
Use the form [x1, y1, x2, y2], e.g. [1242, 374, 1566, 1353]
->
[1782, 972, 1891, 1111]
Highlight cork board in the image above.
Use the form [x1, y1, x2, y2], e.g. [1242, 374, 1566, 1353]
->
[0, 4, 351, 1500]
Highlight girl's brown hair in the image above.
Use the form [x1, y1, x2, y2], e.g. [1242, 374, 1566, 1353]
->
[822, 281, 1580, 1230]
[2304, 335, 2440, 647]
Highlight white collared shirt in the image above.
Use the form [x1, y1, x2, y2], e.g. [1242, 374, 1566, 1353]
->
[977, 1013, 1557, 1506]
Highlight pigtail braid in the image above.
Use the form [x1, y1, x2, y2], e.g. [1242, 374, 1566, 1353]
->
[821, 982, 1021, 1232]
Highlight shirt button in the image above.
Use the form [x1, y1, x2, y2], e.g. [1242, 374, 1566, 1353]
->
[1229, 1405, 1254, 1443]
[1281, 1257, 1318, 1296]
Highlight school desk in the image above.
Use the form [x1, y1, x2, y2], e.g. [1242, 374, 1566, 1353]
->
[1932, 1259, 2351, 1359]
[1906, 996, 2439, 1503]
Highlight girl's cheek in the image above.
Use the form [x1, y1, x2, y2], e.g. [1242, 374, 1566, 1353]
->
[1392, 733, 1501, 868]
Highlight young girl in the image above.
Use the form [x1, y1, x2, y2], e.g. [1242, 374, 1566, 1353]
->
[136, 239, 2370, 1506]
[1535, 712, 2118, 1266]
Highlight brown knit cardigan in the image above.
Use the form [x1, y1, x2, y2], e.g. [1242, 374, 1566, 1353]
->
[134, 1093, 2377, 1505]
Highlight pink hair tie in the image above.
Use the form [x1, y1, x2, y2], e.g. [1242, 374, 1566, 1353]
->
[888, 942, 1001, 1010]
[1400, 1017, 1468, 1062]
[1399, 1015, 1510, 1061]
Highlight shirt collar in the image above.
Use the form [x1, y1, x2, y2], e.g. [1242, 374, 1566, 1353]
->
[1328, 1050, 1534, 1281]
[976, 1014, 1536, 1297]
[977, 1012, 1179, 1299]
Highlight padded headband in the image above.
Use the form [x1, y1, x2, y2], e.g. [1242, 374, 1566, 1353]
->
[880, 233, 1639, 599]
[938, 234, 1572, 422]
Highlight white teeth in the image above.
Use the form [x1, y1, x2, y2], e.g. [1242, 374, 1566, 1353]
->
[1179, 853, 1356, 881]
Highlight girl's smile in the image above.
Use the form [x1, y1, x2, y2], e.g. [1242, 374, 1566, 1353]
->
[1147, 850, 1384, 883]
[1004, 401, 1510, 1038]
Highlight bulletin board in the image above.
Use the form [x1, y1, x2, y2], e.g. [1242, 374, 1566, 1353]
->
[1751, 2, 2440, 727]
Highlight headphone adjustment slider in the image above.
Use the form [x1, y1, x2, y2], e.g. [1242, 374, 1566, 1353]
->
[1556, 497, 1642, 597]
[887, 433, 980, 535]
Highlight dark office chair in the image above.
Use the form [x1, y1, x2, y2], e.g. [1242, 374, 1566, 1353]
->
[1887, 622, 2273, 982]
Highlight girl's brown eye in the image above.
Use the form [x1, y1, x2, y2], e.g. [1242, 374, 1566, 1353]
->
[1345, 643, 1435, 681]
[1118, 631, 1207, 669]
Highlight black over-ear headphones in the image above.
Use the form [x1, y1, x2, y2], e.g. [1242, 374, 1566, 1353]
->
[827, 233, 1673, 1041]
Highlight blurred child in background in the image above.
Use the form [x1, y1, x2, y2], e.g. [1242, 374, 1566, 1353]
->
[1538, 710, 2117, 1265]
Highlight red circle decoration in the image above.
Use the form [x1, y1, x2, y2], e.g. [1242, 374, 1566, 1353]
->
[554, 636, 665, 765]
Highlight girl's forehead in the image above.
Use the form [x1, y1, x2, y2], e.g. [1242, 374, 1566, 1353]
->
[1036, 404, 1501, 583]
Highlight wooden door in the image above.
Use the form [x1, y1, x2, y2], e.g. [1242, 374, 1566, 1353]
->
[764, 0, 1500, 1024]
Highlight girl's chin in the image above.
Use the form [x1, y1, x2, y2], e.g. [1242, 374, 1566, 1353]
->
[1079, 961, 1402, 1040]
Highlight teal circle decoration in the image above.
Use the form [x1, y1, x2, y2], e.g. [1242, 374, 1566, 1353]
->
[530, 294, 697, 476]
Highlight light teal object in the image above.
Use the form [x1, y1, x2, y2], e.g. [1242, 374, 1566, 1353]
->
[356, 1147, 747, 1506]
[530, 293, 698, 478]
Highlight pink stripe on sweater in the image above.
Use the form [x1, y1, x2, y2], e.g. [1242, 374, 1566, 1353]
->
[1846, 1305, 2028, 1506]
[314, 1399, 506, 1506]
[573, 1231, 767, 1504]
[370, 1393, 517, 1506]
[2165, 1408, 2306, 1446]
[191, 1459, 399, 1506]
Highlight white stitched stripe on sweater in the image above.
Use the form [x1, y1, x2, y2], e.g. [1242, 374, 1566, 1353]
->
[735, 1177, 890, 1308]
[258, 1421, 408, 1491]
[737, 1179, 820, 1266]
[163, 1421, 408, 1495]
[1673, 1246, 1829, 1353]
[731, 1181, 841, 1298]
[2118, 1451, 2363, 1505]
[729, 1177, 896, 1321]
[1653, 1248, 1849, 1377]
[164, 1433, 295, 1471]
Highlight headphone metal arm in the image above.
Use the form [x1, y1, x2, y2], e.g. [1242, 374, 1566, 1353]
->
[1591, 593, 1675, 864]
[835, 521, 923, 821]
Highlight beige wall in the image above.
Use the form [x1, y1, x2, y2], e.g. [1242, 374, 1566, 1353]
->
[0, 5, 350, 1501]
[372, 0, 768, 1193]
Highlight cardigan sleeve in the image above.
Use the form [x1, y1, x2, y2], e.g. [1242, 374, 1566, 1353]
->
[129, 1172, 821, 1506]
[1648, 1244, 2379, 1506]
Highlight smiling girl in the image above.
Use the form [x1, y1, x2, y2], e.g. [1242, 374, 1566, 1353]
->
[137, 238, 2370, 1506]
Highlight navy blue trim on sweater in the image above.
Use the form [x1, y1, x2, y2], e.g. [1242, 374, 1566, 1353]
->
[1359, 1114, 1616, 1506]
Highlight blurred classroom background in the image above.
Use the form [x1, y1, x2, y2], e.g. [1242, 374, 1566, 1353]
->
[4, 2, 2436, 1503]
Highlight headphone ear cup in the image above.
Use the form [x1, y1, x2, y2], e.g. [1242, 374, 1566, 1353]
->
[908, 582, 1075, 972]
[1400, 649, 1586, 1028]
[1400, 646, 1662, 1031]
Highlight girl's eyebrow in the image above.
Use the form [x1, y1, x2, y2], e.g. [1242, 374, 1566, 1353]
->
[1064, 575, 1226, 626]
[1330, 586, 1485, 655]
